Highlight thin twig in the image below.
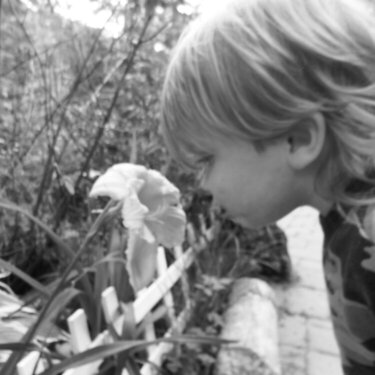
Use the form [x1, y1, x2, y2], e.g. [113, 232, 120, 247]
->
[74, 13, 155, 191]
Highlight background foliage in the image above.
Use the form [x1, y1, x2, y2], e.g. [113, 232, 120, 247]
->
[0, 0, 195, 292]
[0, 1, 290, 373]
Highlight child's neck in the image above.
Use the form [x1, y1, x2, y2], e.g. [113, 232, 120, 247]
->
[309, 191, 334, 216]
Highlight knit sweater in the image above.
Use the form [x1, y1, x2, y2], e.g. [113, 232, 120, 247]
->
[320, 205, 375, 375]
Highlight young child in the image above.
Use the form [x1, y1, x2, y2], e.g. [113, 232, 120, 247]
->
[159, 0, 375, 373]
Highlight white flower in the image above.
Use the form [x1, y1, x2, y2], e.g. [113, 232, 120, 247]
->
[89, 163, 187, 291]
[362, 204, 375, 243]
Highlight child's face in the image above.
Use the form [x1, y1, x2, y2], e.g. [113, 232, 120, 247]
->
[198, 135, 305, 228]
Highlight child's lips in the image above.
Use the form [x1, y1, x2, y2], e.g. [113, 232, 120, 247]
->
[231, 216, 243, 225]
[228, 214, 249, 227]
[226, 213, 242, 224]
[219, 208, 247, 226]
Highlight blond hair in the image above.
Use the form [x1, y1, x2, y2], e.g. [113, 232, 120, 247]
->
[160, 0, 375, 207]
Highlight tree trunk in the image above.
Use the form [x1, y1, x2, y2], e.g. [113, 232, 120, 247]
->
[216, 278, 281, 375]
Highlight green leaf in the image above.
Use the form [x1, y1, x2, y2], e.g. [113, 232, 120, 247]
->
[0, 201, 116, 375]
[41, 287, 81, 331]
[39, 336, 233, 375]
[123, 357, 141, 375]
[38, 341, 148, 375]
[93, 262, 108, 335]
[0, 342, 39, 352]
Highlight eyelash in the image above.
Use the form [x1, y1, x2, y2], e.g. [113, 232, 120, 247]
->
[197, 156, 213, 183]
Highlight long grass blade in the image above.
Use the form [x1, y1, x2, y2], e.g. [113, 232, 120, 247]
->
[39, 336, 233, 375]
[0, 201, 93, 297]
[39, 341, 147, 375]
[0, 343, 39, 352]
[0, 201, 116, 375]
[123, 357, 141, 375]
[41, 287, 81, 329]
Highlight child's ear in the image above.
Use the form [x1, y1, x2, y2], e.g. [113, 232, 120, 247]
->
[286, 113, 326, 170]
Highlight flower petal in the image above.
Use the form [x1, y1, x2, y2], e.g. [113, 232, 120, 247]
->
[363, 204, 375, 242]
[146, 204, 186, 248]
[138, 169, 180, 213]
[89, 163, 147, 200]
[122, 189, 149, 230]
[139, 224, 156, 243]
[126, 230, 158, 292]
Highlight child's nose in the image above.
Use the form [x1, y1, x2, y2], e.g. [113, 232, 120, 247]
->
[198, 182, 213, 202]
[198, 189, 221, 212]
[198, 173, 212, 193]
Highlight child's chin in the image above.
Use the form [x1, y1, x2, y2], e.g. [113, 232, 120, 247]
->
[231, 216, 254, 228]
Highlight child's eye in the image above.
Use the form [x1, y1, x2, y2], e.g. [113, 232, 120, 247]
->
[197, 156, 213, 183]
